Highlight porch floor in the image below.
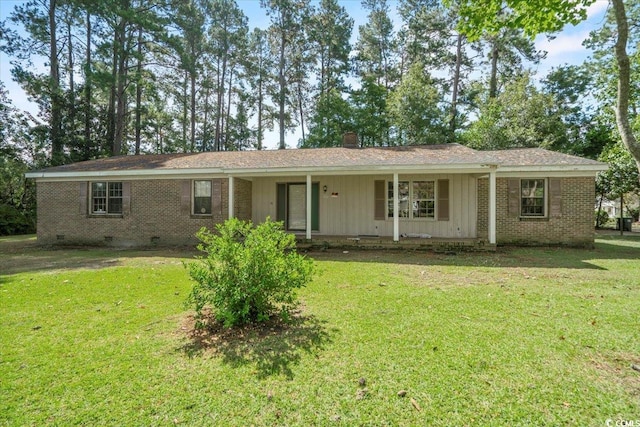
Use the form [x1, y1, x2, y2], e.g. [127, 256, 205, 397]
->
[293, 234, 496, 252]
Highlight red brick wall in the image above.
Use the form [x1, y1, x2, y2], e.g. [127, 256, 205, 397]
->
[36, 178, 237, 246]
[477, 176, 595, 247]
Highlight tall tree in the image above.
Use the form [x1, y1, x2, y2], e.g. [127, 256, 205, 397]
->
[387, 62, 448, 144]
[453, 0, 640, 175]
[308, 0, 353, 95]
[483, 27, 542, 99]
[171, 0, 207, 153]
[245, 28, 276, 150]
[397, 0, 477, 138]
[463, 73, 566, 150]
[354, 0, 397, 89]
[262, 0, 309, 150]
[612, 0, 640, 172]
[209, 0, 248, 151]
[351, 76, 390, 146]
[48, 0, 63, 165]
[305, 0, 353, 146]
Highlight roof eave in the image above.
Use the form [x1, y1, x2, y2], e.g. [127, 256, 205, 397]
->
[496, 164, 608, 176]
[26, 163, 498, 180]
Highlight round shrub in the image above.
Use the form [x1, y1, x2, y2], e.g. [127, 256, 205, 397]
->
[595, 209, 609, 228]
[186, 218, 314, 328]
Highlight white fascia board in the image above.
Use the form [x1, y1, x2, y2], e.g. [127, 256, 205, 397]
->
[27, 163, 497, 181]
[226, 163, 496, 177]
[25, 168, 226, 181]
[496, 164, 608, 178]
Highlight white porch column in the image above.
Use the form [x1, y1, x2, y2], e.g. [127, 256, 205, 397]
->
[228, 175, 234, 219]
[393, 173, 399, 242]
[306, 174, 312, 240]
[488, 169, 496, 245]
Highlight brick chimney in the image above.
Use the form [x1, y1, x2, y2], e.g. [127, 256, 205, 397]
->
[342, 132, 359, 148]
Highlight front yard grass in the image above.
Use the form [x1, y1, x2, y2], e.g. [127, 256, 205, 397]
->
[1, 235, 639, 425]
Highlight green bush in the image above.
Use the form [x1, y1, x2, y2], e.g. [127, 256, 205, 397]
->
[0, 204, 35, 236]
[186, 218, 314, 328]
[594, 209, 609, 228]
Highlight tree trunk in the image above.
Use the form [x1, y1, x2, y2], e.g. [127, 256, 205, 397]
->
[49, 0, 63, 165]
[257, 71, 263, 150]
[190, 68, 196, 152]
[278, 32, 286, 150]
[107, 28, 117, 155]
[84, 10, 92, 159]
[596, 192, 604, 228]
[297, 77, 305, 146]
[612, 0, 640, 176]
[202, 83, 210, 152]
[135, 26, 142, 155]
[66, 14, 75, 148]
[225, 66, 234, 151]
[113, 14, 128, 156]
[489, 38, 499, 99]
[214, 54, 227, 152]
[450, 33, 463, 139]
[182, 70, 188, 151]
[620, 194, 624, 236]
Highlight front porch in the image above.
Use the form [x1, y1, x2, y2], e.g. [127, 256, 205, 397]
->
[294, 234, 496, 252]
[244, 170, 498, 245]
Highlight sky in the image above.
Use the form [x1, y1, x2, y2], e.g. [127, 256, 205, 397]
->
[0, 0, 611, 150]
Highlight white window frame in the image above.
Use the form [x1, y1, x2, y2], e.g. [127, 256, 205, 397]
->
[193, 180, 212, 216]
[520, 178, 547, 217]
[90, 182, 123, 215]
[387, 180, 436, 220]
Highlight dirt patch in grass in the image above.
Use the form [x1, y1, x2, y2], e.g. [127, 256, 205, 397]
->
[178, 309, 333, 378]
[0, 235, 195, 276]
[590, 352, 640, 397]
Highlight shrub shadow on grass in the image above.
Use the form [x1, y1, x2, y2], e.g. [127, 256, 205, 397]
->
[179, 311, 334, 379]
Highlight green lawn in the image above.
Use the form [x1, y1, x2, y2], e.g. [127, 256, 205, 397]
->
[1, 235, 639, 426]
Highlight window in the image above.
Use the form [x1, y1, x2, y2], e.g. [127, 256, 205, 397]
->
[193, 180, 212, 215]
[387, 180, 435, 219]
[412, 181, 435, 218]
[521, 179, 545, 216]
[388, 181, 409, 218]
[91, 182, 122, 214]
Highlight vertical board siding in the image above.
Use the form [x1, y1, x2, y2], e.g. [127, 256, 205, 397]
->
[437, 179, 450, 221]
[251, 174, 477, 238]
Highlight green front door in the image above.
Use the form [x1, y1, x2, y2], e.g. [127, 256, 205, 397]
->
[276, 182, 319, 231]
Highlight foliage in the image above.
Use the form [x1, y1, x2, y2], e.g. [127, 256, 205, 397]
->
[453, 0, 595, 40]
[594, 209, 609, 228]
[387, 62, 448, 144]
[596, 142, 640, 200]
[463, 73, 565, 150]
[351, 76, 390, 146]
[186, 218, 314, 328]
[0, 82, 36, 235]
[354, 0, 397, 89]
[304, 88, 354, 147]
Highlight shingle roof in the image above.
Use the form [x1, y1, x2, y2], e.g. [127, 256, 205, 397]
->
[484, 148, 605, 166]
[32, 144, 495, 173]
[27, 144, 606, 176]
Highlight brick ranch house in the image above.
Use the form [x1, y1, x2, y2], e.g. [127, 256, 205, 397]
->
[26, 143, 607, 249]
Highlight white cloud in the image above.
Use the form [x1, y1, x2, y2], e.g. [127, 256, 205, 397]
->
[534, 0, 609, 64]
[586, 0, 610, 20]
[535, 31, 591, 59]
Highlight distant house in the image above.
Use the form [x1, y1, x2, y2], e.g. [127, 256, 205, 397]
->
[26, 141, 607, 248]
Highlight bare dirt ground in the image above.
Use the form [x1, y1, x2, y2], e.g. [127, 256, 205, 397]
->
[0, 235, 195, 276]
